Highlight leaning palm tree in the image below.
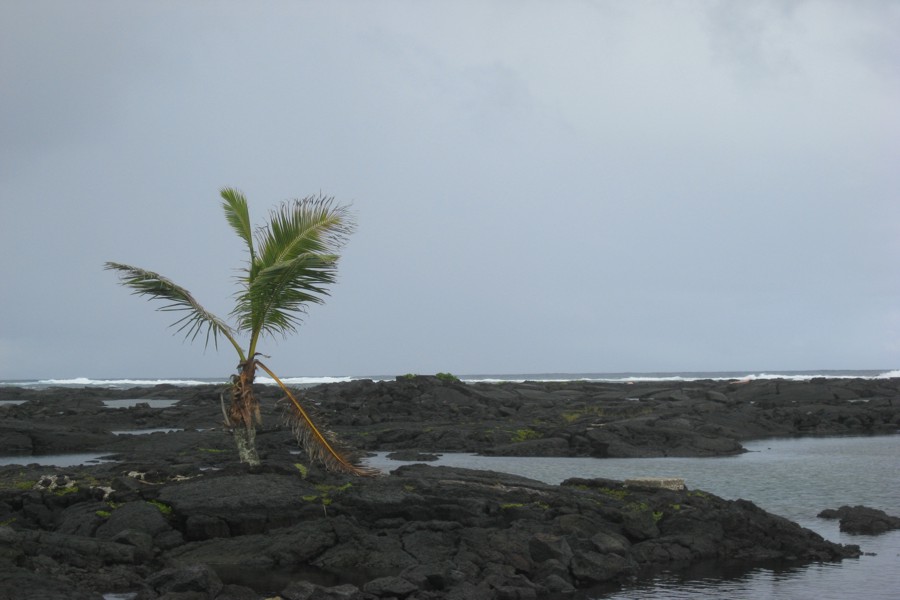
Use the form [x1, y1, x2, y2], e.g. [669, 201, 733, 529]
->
[106, 188, 375, 475]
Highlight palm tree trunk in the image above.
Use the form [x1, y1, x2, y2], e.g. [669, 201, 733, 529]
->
[228, 360, 262, 466]
[233, 423, 260, 465]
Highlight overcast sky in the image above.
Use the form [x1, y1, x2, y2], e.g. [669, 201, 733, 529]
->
[1, 1, 898, 380]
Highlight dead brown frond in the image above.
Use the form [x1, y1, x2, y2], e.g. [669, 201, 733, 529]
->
[257, 361, 379, 476]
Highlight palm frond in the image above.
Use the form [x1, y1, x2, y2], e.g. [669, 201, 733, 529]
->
[220, 187, 255, 262]
[233, 253, 338, 336]
[255, 195, 354, 272]
[104, 262, 241, 354]
[232, 196, 354, 339]
[257, 361, 378, 476]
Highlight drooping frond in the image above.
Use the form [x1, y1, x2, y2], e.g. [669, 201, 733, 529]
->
[232, 195, 355, 340]
[220, 187, 255, 262]
[257, 361, 378, 476]
[104, 262, 242, 357]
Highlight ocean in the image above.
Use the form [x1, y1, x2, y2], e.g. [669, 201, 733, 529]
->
[3, 368, 899, 389]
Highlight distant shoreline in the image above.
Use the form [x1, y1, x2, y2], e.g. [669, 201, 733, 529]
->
[3, 369, 898, 389]
[3, 376, 899, 462]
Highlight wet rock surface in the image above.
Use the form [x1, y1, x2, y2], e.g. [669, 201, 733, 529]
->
[0, 462, 861, 600]
[817, 505, 900, 535]
[2, 376, 899, 460]
[1, 376, 896, 598]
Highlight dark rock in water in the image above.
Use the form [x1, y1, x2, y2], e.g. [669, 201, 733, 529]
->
[818, 505, 900, 534]
[281, 580, 363, 600]
[385, 450, 441, 462]
[484, 436, 572, 457]
[0, 431, 32, 454]
[146, 563, 223, 597]
[0, 462, 861, 599]
[363, 575, 419, 597]
[216, 583, 261, 600]
[187, 465, 854, 596]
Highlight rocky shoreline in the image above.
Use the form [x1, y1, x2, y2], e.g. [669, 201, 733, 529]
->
[1, 377, 898, 599]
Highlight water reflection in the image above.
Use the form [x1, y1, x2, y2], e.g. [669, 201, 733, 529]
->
[102, 399, 180, 409]
[111, 428, 183, 435]
[0, 453, 113, 467]
[367, 435, 900, 600]
[591, 559, 849, 599]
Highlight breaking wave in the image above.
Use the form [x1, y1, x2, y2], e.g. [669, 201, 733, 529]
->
[33, 377, 216, 387]
[4, 370, 898, 388]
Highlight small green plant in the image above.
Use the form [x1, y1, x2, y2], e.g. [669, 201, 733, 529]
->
[653, 511, 664, 523]
[561, 411, 582, 423]
[598, 487, 629, 501]
[198, 447, 227, 454]
[403, 484, 416, 492]
[147, 499, 173, 515]
[625, 500, 650, 513]
[314, 482, 352, 493]
[510, 428, 541, 443]
[435, 372, 460, 383]
[501, 501, 550, 511]
[96, 510, 112, 518]
[0, 517, 17, 526]
[54, 486, 79, 496]
[13, 481, 36, 491]
[304, 481, 352, 512]
[293, 463, 309, 479]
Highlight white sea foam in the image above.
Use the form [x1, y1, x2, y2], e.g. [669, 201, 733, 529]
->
[464, 375, 739, 384]
[462, 370, 900, 383]
[35, 377, 215, 387]
[255, 375, 356, 386]
[4, 370, 897, 389]
[3, 375, 380, 389]
[731, 370, 900, 382]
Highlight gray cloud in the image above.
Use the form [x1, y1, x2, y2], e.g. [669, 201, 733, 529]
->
[1, 1, 898, 379]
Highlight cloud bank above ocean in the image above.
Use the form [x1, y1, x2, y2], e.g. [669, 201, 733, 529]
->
[1, 1, 898, 379]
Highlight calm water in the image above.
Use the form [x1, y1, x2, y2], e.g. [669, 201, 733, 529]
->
[102, 399, 180, 409]
[111, 427, 183, 435]
[0, 453, 113, 467]
[367, 435, 900, 600]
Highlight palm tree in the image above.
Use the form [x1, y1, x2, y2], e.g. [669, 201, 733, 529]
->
[106, 188, 375, 475]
